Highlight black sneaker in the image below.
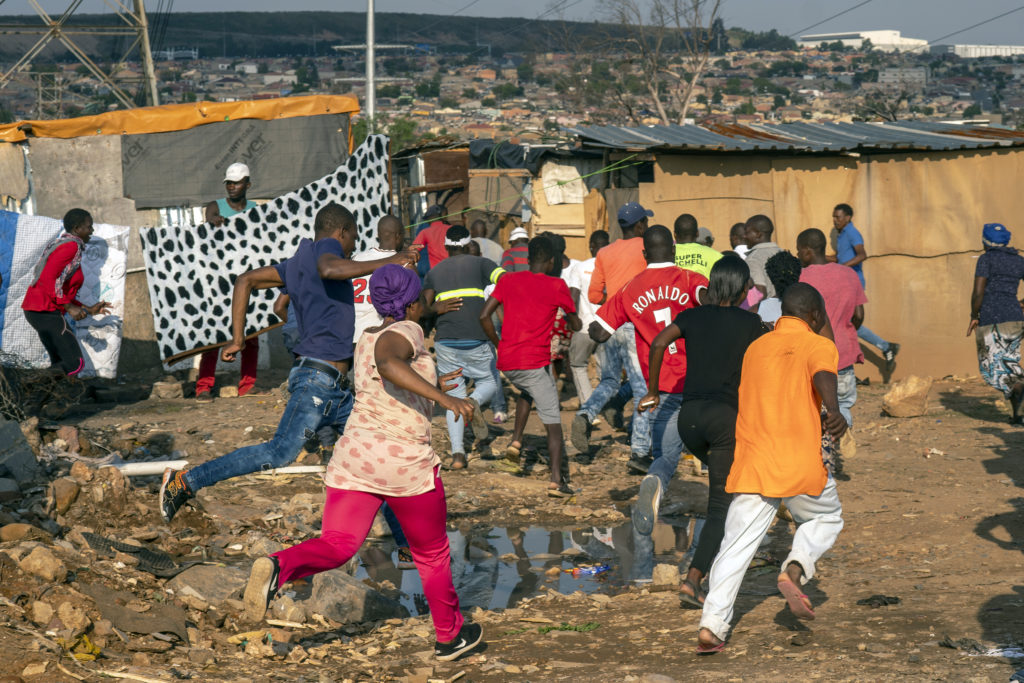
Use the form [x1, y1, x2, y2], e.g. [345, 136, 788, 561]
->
[159, 468, 192, 523]
[883, 343, 900, 373]
[632, 474, 662, 535]
[627, 453, 653, 475]
[435, 622, 483, 661]
[467, 398, 490, 441]
[243, 556, 281, 622]
[570, 413, 591, 453]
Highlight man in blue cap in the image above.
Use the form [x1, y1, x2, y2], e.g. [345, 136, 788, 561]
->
[571, 201, 658, 473]
[831, 203, 899, 374]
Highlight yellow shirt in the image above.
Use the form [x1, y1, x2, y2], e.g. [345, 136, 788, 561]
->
[674, 243, 723, 279]
[728, 316, 839, 498]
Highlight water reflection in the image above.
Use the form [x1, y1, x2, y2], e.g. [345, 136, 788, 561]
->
[354, 512, 703, 616]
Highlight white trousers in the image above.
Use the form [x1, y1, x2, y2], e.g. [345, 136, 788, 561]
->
[699, 477, 844, 641]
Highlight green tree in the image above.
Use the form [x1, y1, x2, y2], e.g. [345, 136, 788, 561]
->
[378, 84, 401, 98]
[414, 75, 441, 98]
[462, 87, 476, 98]
[516, 62, 534, 82]
[492, 82, 523, 100]
[181, 91, 198, 103]
[0, 107, 14, 124]
[773, 94, 786, 108]
[257, 62, 269, 74]
[439, 97, 458, 109]
[962, 104, 982, 118]
[481, 97, 497, 107]
[736, 100, 756, 115]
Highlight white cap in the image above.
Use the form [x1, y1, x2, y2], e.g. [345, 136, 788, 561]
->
[224, 162, 250, 182]
[510, 227, 529, 241]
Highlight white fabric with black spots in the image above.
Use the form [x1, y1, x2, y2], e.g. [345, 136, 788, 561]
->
[141, 134, 389, 362]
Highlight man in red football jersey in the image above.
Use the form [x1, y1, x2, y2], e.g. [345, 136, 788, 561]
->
[588, 225, 707, 474]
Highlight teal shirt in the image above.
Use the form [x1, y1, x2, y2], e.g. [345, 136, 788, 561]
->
[216, 197, 257, 218]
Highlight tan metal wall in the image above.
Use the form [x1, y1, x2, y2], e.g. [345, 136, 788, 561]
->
[641, 148, 1024, 381]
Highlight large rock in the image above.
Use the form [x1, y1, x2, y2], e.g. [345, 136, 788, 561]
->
[49, 477, 80, 515]
[0, 524, 51, 543]
[0, 478, 20, 503]
[882, 375, 933, 418]
[651, 563, 680, 587]
[19, 546, 67, 582]
[308, 570, 409, 624]
[0, 418, 40, 483]
[151, 381, 184, 400]
[89, 466, 129, 507]
[166, 565, 247, 605]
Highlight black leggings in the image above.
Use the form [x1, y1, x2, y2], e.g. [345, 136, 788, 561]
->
[677, 399, 737, 576]
[23, 310, 84, 375]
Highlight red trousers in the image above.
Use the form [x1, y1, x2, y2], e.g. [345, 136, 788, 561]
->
[195, 337, 258, 395]
[272, 472, 463, 642]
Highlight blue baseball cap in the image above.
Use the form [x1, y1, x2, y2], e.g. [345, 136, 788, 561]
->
[983, 222, 1011, 245]
[617, 202, 654, 229]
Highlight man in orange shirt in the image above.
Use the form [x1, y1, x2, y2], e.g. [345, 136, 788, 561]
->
[697, 283, 847, 654]
[571, 203, 654, 471]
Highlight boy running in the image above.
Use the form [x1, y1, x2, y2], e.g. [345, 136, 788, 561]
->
[480, 235, 581, 497]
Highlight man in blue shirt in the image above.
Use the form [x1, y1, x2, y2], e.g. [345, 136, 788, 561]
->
[159, 203, 418, 522]
[832, 203, 899, 374]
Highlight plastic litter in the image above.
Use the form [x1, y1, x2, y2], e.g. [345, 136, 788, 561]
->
[565, 563, 610, 578]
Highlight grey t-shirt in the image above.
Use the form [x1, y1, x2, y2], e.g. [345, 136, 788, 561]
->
[423, 254, 504, 341]
[745, 241, 782, 297]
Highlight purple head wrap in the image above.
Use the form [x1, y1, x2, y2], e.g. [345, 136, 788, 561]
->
[369, 264, 421, 321]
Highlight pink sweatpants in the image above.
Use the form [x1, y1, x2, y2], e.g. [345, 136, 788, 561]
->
[271, 472, 463, 642]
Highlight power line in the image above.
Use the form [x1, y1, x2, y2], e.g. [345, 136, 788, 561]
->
[925, 4, 1024, 45]
[788, 0, 875, 38]
[408, 0, 484, 36]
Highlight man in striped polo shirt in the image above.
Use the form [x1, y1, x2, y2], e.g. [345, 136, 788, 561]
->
[423, 225, 506, 469]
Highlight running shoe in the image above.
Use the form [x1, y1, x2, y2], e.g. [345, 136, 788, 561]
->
[570, 413, 591, 453]
[632, 474, 661, 535]
[159, 469, 192, 523]
[467, 398, 489, 441]
[243, 556, 281, 622]
[883, 342, 900, 373]
[435, 622, 483, 661]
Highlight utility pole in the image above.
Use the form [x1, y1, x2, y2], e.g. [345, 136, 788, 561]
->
[366, 0, 375, 131]
[136, 0, 160, 107]
[0, 0, 161, 110]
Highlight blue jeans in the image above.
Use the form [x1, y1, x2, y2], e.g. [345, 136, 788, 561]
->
[434, 342, 498, 454]
[857, 325, 889, 353]
[185, 364, 354, 492]
[577, 324, 652, 456]
[488, 344, 507, 413]
[647, 392, 685, 489]
[837, 366, 857, 427]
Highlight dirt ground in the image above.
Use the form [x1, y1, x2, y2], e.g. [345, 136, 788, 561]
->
[1, 369, 1022, 682]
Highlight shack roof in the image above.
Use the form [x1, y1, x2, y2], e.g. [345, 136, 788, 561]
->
[0, 94, 359, 143]
[563, 121, 1024, 154]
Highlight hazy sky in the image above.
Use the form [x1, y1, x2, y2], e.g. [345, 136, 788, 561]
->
[2, 1, 1022, 45]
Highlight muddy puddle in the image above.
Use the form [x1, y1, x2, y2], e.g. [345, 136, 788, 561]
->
[353, 512, 705, 615]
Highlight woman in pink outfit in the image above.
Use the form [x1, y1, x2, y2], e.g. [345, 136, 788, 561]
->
[242, 264, 484, 662]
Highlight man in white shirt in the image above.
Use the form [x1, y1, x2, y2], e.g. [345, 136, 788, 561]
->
[351, 215, 405, 345]
[566, 230, 609, 405]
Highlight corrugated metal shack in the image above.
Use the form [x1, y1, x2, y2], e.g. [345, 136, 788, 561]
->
[563, 120, 1024, 381]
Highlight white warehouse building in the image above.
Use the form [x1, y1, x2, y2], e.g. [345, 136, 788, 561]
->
[930, 44, 1024, 59]
[798, 30, 928, 53]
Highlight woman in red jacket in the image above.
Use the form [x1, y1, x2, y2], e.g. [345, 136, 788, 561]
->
[21, 208, 110, 376]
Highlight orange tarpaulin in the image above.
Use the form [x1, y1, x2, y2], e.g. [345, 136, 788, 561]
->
[0, 94, 360, 143]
